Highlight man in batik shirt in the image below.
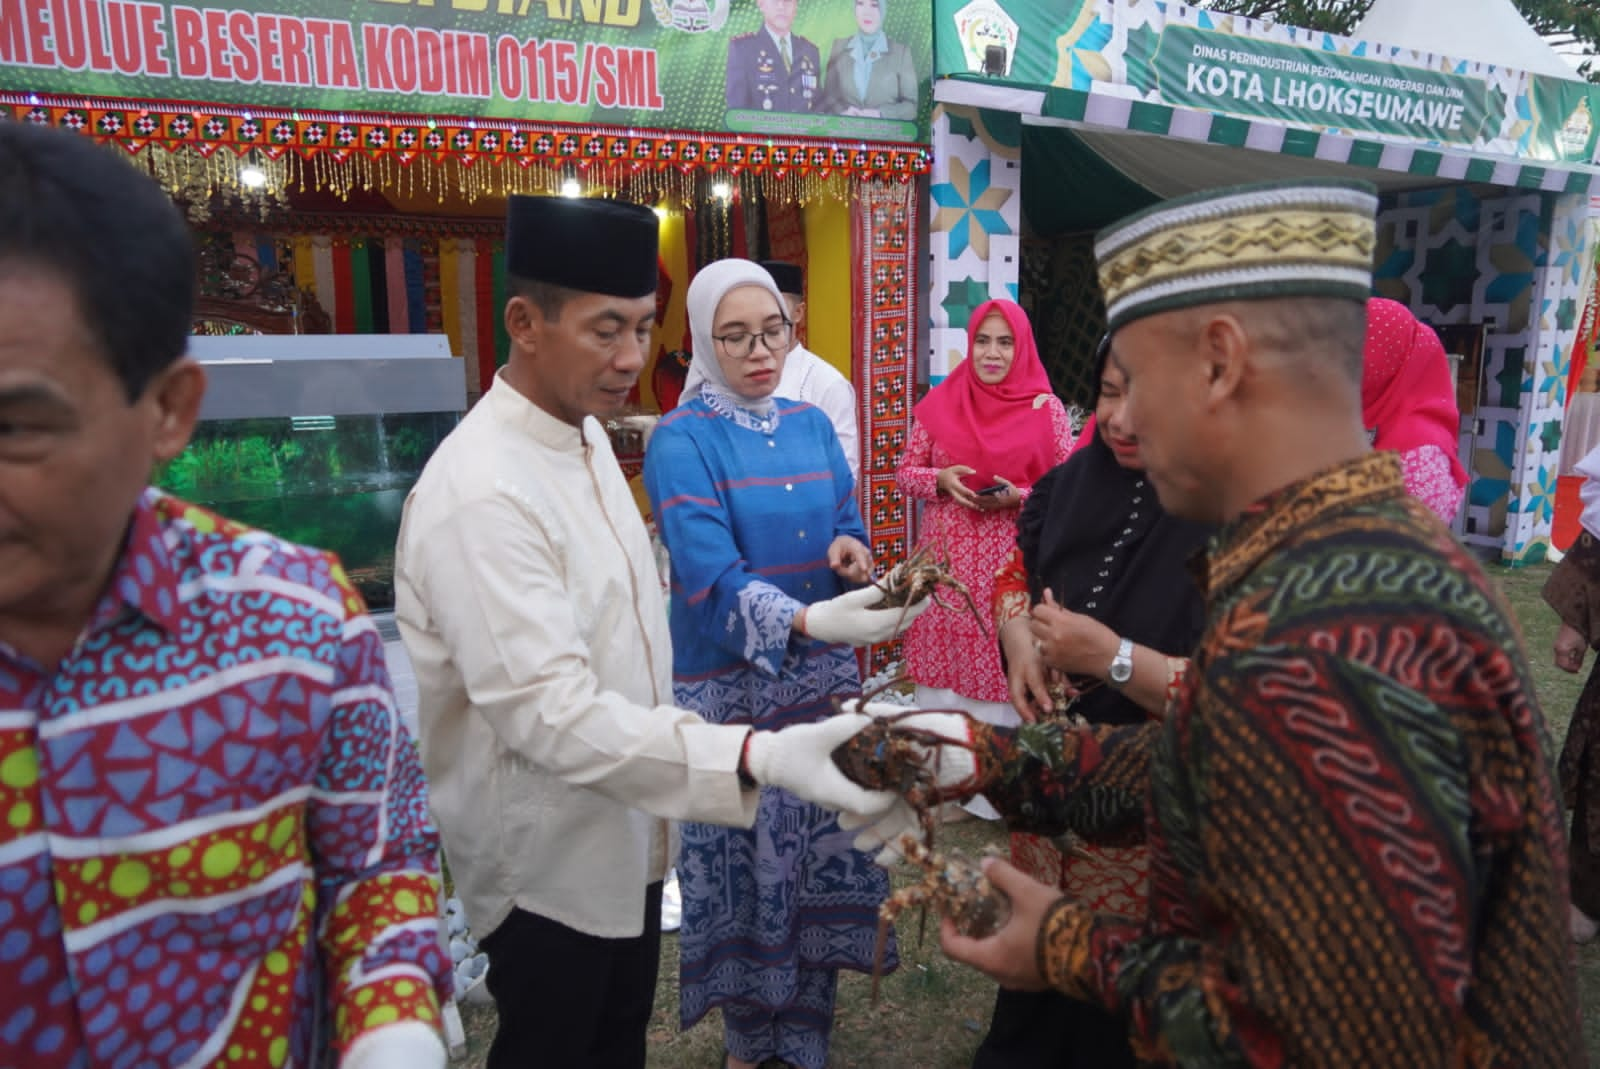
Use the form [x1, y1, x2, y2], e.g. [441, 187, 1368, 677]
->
[847, 179, 1582, 1067]
[0, 123, 450, 1066]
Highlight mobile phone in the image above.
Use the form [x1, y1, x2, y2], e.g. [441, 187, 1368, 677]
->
[975, 483, 1007, 496]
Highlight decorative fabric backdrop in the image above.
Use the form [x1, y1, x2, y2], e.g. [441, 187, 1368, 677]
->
[853, 181, 918, 674]
[927, 104, 1023, 386]
[201, 215, 505, 403]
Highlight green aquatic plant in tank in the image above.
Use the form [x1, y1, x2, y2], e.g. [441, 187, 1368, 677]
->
[155, 410, 458, 609]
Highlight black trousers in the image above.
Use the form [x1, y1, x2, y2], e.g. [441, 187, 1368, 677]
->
[970, 986, 1138, 1069]
[479, 882, 663, 1069]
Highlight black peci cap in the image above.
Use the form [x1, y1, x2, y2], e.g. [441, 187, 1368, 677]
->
[758, 259, 804, 298]
[505, 195, 659, 298]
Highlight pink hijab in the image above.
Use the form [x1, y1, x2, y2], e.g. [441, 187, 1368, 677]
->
[1362, 298, 1468, 489]
[914, 299, 1057, 487]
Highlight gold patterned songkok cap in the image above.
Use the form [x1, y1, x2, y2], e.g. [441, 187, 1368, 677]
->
[1094, 179, 1378, 334]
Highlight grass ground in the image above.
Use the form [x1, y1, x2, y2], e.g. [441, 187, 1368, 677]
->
[451, 561, 1599, 1066]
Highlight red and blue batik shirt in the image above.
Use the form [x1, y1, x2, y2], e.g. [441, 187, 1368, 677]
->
[0, 489, 450, 1067]
[974, 453, 1583, 1068]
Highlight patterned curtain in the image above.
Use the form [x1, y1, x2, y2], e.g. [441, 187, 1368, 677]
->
[739, 175, 770, 263]
[1022, 233, 1106, 412]
[691, 175, 736, 268]
[852, 180, 918, 675]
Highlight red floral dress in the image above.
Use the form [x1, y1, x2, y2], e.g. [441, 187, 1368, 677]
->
[895, 398, 1072, 703]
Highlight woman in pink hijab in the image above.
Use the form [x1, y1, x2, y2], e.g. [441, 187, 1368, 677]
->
[1363, 297, 1469, 521]
[895, 300, 1073, 815]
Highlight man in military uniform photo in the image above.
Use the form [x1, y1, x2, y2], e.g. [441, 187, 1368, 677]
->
[725, 0, 820, 113]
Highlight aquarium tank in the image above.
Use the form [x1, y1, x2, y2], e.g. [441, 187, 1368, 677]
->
[157, 334, 468, 611]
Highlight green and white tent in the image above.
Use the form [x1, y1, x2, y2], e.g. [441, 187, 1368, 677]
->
[926, 0, 1599, 561]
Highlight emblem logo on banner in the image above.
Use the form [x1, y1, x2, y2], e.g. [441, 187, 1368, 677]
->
[651, 0, 731, 34]
[953, 0, 1018, 77]
[1562, 98, 1595, 162]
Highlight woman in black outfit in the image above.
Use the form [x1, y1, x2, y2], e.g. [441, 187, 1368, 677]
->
[976, 338, 1214, 1069]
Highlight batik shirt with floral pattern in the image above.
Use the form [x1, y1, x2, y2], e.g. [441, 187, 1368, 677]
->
[972, 453, 1582, 1068]
[0, 490, 450, 1068]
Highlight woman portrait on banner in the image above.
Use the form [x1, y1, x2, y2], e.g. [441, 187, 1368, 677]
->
[643, 259, 924, 1069]
[1363, 297, 1470, 522]
[819, 0, 919, 120]
[970, 335, 1214, 1069]
[894, 298, 1073, 817]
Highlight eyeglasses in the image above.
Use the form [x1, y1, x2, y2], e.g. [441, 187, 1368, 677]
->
[713, 320, 792, 358]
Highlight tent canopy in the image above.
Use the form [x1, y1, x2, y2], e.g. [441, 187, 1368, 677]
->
[1022, 122, 1478, 236]
[1352, 0, 1584, 81]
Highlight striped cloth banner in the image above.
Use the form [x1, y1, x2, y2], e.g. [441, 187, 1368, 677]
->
[280, 233, 429, 335]
[439, 239, 463, 392]
[256, 228, 502, 395]
[437, 237, 494, 399]
[385, 237, 408, 334]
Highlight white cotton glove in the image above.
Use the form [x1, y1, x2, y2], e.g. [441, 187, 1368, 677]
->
[839, 799, 924, 866]
[744, 713, 899, 817]
[891, 711, 980, 791]
[800, 585, 931, 646]
[837, 704, 979, 783]
[832, 707, 981, 797]
[340, 1021, 447, 1069]
[832, 706, 982, 866]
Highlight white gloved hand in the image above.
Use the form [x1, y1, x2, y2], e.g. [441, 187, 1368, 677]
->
[832, 704, 981, 794]
[880, 711, 980, 792]
[800, 585, 930, 647]
[839, 799, 923, 866]
[340, 1021, 447, 1069]
[744, 713, 898, 817]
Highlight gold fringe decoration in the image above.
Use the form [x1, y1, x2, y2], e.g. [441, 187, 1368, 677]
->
[127, 139, 873, 218]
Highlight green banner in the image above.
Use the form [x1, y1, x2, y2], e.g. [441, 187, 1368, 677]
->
[1529, 74, 1600, 165]
[1153, 25, 1492, 146]
[0, 0, 931, 141]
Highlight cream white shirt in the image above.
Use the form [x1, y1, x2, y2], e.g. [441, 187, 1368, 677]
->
[395, 373, 756, 940]
[779, 344, 860, 484]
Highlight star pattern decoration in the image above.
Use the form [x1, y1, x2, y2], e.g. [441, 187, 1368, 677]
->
[1540, 418, 1564, 457]
[1523, 459, 1558, 523]
[1486, 222, 1537, 330]
[1558, 296, 1580, 332]
[1052, 1, 1115, 91]
[1485, 84, 1509, 141]
[1469, 422, 1516, 527]
[941, 276, 991, 331]
[945, 112, 977, 141]
[1539, 350, 1567, 407]
[931, 158, 1013, 261]
[1419, 238, 1476, 312]
[1493, 346, 1526, 409]
[1120, 23, 1160, 94]
[1549, 211, 1588, 286]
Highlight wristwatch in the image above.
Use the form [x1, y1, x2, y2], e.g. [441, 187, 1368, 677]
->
[1108, 637, 1134, 689]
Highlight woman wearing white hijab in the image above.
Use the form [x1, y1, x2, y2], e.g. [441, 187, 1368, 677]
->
[644, 260, 918, 1069]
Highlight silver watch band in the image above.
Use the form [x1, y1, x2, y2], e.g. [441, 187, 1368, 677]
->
[1108, 636, 1135, 688]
